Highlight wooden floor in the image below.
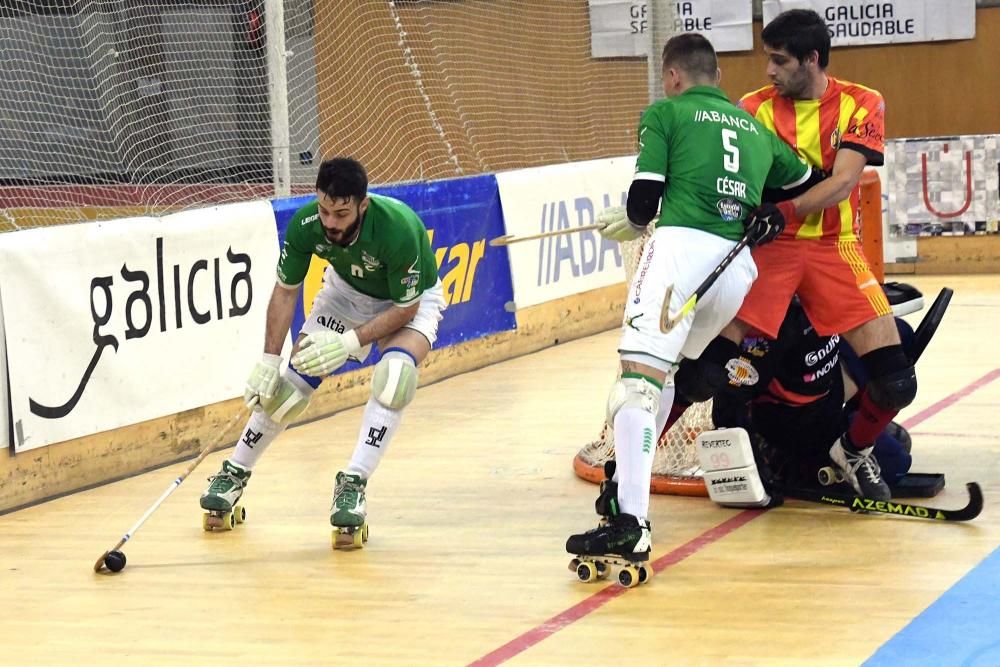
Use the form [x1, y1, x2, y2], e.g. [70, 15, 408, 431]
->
[1, 275, 998, 666]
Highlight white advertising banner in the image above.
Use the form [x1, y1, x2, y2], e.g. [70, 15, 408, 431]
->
[589, 1, 753, 58]
[0, 287, 9, 451]
[0, 201, 280, 451]
[762, 1, 975, 47]
[496, 156, 635, 309]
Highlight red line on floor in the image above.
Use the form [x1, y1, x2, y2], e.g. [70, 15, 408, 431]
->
[469, 368, 1000, 667]
[900, 368, 1000, 430]
[468, 510, 763, 667]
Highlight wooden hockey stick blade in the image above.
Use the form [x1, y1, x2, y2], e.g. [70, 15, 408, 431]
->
[659, 233, 751, 333]
[93, 551, 110, 573]
[488, 223, 603, 247]
[660, 294, 695, 333]
[783, 482, 983, 521]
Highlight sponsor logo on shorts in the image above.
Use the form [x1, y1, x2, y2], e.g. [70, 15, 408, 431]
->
[716, 198, 743, 222]
[631, 237, 655, 304]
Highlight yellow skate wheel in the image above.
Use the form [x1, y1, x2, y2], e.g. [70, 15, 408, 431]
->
[234, 505, 247, 524]
[352, 529, 364, 549]
[576, 561, 597, 583]
[595, 561, 609, 579]
[221, 511, 235, 530]
[361, 523, 369, 544]
[567, 558, 581, 573]
[618, 566, 639, 588]
[637, 566, 650, 584]
[818, 467, 837, 486]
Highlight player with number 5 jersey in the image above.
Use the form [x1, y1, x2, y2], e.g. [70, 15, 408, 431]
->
[199, 157, 446, 549]
[566, 33, 823, 586]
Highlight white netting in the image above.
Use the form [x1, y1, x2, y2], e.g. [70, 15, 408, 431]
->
[0, 0, 674, 231]
[573, 228, 713, 496]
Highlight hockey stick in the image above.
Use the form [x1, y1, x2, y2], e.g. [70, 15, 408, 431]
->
[909, 287, 953, 363]
[660, 232, 752, 333]
[93, 407, 249, 573]
[783, 481, 983, 522]
[488, 223, 602, 247]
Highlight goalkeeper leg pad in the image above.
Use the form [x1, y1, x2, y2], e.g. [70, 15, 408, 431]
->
[697, 427, 773, 508]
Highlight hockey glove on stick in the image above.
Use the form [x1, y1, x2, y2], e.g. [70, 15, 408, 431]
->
[245, 353, 283, 408]
[596, 206, 646, 243]
[744, 200, 795, 246]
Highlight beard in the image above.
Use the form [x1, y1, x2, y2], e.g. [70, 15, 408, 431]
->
[325, 217, 362, 247]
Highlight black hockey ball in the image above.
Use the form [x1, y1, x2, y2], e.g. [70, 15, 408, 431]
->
[105, 550, 127, 573]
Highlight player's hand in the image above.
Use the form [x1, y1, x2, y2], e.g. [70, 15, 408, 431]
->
[596, 206, 645, 243]
[291, 330, 362, 377]
[744, 201, 794, 246]
[245, 354, 283, 409]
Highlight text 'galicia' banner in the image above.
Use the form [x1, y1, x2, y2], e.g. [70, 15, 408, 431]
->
[589, 1, 753, 58]
[763, 0, 975, 47]
[0, 201, 279, 451]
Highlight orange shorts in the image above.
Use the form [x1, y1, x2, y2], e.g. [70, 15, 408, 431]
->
[737, 236, 892, 338]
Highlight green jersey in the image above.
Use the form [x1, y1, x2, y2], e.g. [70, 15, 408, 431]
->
[635, 86, 809, 241]
[277, 193, 438, 305]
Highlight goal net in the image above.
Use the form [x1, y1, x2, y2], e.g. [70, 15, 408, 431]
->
[0, 0, 674, 232]
[572, 227, 713, 497]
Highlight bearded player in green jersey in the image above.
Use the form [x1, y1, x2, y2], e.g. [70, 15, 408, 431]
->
[200, 157, 446, 548]
[566, 34, 823, 583]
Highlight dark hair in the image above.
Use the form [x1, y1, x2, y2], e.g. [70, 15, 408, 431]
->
[761, 9, 830, 68]
[316, 157, 368, 201]
[661, 33, 718, 82]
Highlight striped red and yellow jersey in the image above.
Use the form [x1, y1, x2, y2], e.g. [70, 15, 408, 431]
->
[738, 77, 885, 242]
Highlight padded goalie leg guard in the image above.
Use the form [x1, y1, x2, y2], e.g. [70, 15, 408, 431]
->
[697, 428, 781, 508]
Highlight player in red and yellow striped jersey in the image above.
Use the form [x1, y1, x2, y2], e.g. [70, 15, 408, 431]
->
[720, 9, 915, 502]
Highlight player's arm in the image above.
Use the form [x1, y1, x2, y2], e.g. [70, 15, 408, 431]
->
[599, 106, 669, 242]
[245, 221, 313, 406]
[782, 148, 868, 219]
[263, 283, 299, 355]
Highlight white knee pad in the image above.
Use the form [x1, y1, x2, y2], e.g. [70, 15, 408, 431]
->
[371, 350, 419, 410]
[606, 376, 661, 426]
[259, 373, 313, 425]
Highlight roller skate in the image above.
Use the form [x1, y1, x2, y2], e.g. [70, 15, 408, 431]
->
[827, 435, 891, 501]
[566, 512, 653, 588]
[330, 471, 369, 549]
[200, 460, 250, 531]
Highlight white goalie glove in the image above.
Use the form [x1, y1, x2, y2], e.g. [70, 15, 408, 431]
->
[596, 206, 647, 243]
[291, 329, 363, 377]
[244, 353, 283, 409]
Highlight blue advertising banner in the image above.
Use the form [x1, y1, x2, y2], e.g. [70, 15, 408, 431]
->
[271, 174, 516, 373]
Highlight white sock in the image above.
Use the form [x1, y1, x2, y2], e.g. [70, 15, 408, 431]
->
[614, 404, 659, 521]
[654, 384, 677, 439]
[346, 398, 404, 479]
[230, 410, 286, 470]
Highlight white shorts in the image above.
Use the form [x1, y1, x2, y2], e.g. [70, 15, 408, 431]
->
[619, 226, 756, 368]
[301, 267, 447, 362]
